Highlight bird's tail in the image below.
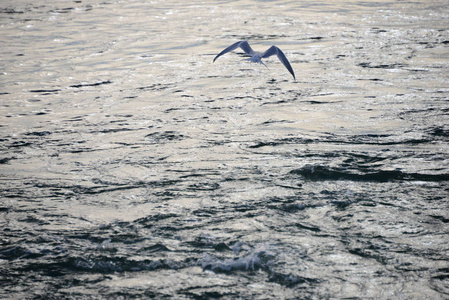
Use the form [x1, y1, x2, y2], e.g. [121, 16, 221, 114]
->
[245, 57, 269, 69]
[260, 61, 269, 70]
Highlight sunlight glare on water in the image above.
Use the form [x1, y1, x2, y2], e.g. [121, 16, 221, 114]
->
[1, 0, 449, 298]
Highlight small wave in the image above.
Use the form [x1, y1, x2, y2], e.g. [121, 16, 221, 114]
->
[198, 244, 275, 274]
[199, 251, 267, 273]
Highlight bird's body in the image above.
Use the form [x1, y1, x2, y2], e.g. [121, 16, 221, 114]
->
[213, 41, 295, 80]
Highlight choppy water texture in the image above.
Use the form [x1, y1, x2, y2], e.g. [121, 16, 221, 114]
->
[1, 0, 449, 298]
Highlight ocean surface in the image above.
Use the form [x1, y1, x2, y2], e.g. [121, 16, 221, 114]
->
[1, 0, 449, 298]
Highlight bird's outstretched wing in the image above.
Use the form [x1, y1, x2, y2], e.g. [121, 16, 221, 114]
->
[213, 41, 255, 62]
[262, 46, 295, 80]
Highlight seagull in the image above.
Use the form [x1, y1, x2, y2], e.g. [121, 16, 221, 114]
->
[213, 40, 295, 80]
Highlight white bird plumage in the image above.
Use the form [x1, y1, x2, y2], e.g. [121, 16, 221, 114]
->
[213, 41, 295, 80]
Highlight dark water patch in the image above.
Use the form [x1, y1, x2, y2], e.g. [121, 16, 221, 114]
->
[339, 133, 431, 145]
[152, 189, 181, 200]
[219, 34, 286, 41]
[135, 213, 180, 228]
[5, 140, 32, 148]
[0, 157, 15, 164]
[29, 89, 61, 94]
[430, 270, 449, 295]
[268, 271, 319, 287]
[343, 233, 448, 272]
[108, 114, 133, 118]
[139, 243, 171, 253]
[293, 223, 321, 232]
[275, 203, 307, 212]
[62, 228, 144, 249]
[103, 234, 145, 246]
[290, 165, 449, 182]
[69, 80, 112, 88]
[347, 246, 390, 265]
[145, 131, 185, 144]
[35, 111, 48, 115]
[272, 181, 303, 190]
[181, 290, 236, 299]
[0, 8, 24, 14]
[430, 215, 449, 223]
[136, 83, 173, 91]
[358, 62, 407, 69]
[340, 152, 389, 165]
[64, 115, 86, 122]
[0, 206, 10, 211]
[399, 107, 449, 119]
[178, 170, 221, 179]
[1, 186, 33, 199]
[265, 196, 299, 205]
[94, 127, 135, 134]
[164, 107, 184, 113]
[191, 207, 222, 219]
[428, 126, 449, 139]
[406, 68, 430, 73]
[184, 236, 221, 249]
[370, 27, 386, 33]
[304, 100, 330, 104]
[248, 137, 315, 148]
[0, 246, 32, 260]
[19, 215, 50, 225]
[311, 92, 335, 97]
[49, 7, 74, 14]
[331, 200, 354, 209]
[249, 132, 435, 147]
[261, 99, 289, 105]
[214, 243, 232, 252]
[24, 131, 51, 136]
[64, 147, 99, 154]
[260, 119, 295, 125]
[187, 182, 220, 191]
[357, 78, 383, 81]
[346, 133, 396, 145]
[0, 242, 67, 261]
[25, 98, 43, 103]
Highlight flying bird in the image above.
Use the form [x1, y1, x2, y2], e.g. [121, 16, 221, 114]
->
[213, 41, 295, 80]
